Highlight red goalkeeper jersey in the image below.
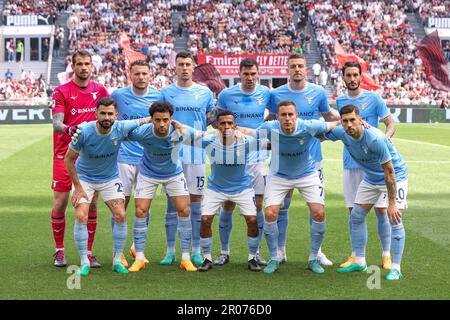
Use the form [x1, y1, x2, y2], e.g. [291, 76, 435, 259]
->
[51, 80, 109, 157]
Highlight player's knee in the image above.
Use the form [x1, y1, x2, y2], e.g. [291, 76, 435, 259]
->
[135, 206, 148, 219]
[177, 206, 190, 218]
[76, 212, 88, 224]
[265, 206, 278, 222]
[351, 205, 368, 224]
[246, 216, 258, 236]
[53, 198, 68, 212]
[201, 215, 213, 229]
[311, 207, 325, 222]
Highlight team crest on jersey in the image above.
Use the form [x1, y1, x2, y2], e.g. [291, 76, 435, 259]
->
[91, 92, 98, 100]
[305, 96, 314, 104]
[193, 93, 201, 101]
[362, 146, 368, 154]
[257, 98, 263, 105]
[112, 138, 120, 146]
[360, 102, 367, 110]
[298, 138, 304, 145]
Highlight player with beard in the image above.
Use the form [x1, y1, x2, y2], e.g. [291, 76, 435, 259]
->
[336, 61, 396, 270]
[50, 50, 109, 268]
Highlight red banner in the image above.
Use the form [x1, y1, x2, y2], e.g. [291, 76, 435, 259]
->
[197, 54, 289, 76]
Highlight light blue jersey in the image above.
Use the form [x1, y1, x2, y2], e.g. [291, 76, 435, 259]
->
[326, 126, 408, 185]
[218, 84, 270, 162]
[270, 82, 330, 162]
[111, 86, 161, 165]
[256, 119, 329, 179]
[336, 90, 391, 169]
[69, 120, 140, 183]
[202, 134, 254, 194]
[128, 124, 196, 179]
[161, 83, 214, 164]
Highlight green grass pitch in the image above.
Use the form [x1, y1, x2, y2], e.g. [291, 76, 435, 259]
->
[0, 123, 449, 300]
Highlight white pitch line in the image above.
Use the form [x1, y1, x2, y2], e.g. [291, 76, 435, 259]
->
[393, 138, 450, 150]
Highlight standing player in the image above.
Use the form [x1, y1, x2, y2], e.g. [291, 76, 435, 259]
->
[126, 101, 197, 272]
[336, 61, 396, 270]
[326, 105, 407, 281]
[214, 58, 270, 267]
[160, 52, 215, 267]
[239, 101, 340, 274]
[268, 53, 340, 266]
[50, 50, 109, 268]
[64, 97, 151, 275]
[111, 60, 161, 265]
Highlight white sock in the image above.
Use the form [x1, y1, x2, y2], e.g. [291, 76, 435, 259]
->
[204, 254, 212, 261]
[220, 250, 229, 255]
[382, 251, 390, 257]
[248, 254, 256, 261]
[308, 254, 317, 261]
[113, 252, 122, 265]
[136, 252, 145, 261]
[181, 253, 190, 261]
[81, 254, 89, 266]
[355, 256, 366, 266]
[318, 247, 323, 255]
[351, 251, 356, 257]
[56, 247, 64, 252]
[87, 251, 92, 255]
[277, 246, 286, 254]
[391, 263, 401, 272]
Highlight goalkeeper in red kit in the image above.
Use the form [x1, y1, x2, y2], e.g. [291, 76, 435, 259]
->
[50, 50, 109, 267]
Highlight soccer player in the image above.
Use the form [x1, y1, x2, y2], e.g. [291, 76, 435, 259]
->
[239, 101, 339, 274]
[64, 97, 151, 276]
[111, 60, 161, 265]
[160, 52, 215, 267]
[268, 53, 340, 266]
[126, 101, 198, 272]
[326, 105, 407, 281]
[336, 61, 396, 270]
[182, 110, 263, 272]
[214, 58, 271, 267]
[50, 50, 109, 268]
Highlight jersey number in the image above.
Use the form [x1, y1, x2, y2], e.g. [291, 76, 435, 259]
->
[196, 176, 205, 188]
[115, 182, 123, 193]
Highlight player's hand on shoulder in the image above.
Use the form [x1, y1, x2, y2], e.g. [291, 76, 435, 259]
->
[361, 120, 371, 129]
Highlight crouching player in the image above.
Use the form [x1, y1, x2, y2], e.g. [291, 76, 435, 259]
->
[326, 105, 407, 281]
[64, 97, 151, 275]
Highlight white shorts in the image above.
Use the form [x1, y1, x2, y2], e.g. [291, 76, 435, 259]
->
[265, 173, 325, 207]
[182, 163, 206, 195]
[247, 160, 267, 195]
[76, 178, 125, 204]
[202, 188, 256, 216]
[135, 173, 189, 199]
[118, 162, 140, 197]
[343, 168, 365, 208]
[354, 179, 408, 209]
[315, 161, 324, 186]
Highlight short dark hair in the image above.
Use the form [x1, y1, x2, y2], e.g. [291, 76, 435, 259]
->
[339, 104, 360, 116]
[276, 100, 297, 112]
[342, 61, 362, 76]
[97, 97, 116, 109]
[216, 109, 236, 122]
[176, 51, 193, 61]
[72, 50, 92, 64]
[239, 58, 258, 71]
[288, 53, 306, 63]
[149, 101, 174, 117]
[130, 60, 150, 70]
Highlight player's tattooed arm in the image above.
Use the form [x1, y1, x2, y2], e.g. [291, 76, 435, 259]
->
[382, 160, 401, 224]
[52, 112, 66, 134]
[138, 116, 152, 126]
[382, 115, 396, 140]
[322, 108, 340, 121]
[64, 148, 88, 207]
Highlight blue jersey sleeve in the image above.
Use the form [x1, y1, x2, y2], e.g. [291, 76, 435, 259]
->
[118, 119, 140, 137]
[304, 119, 328, 137]
[376, 94, 390, 120]
[318, 91, 330, 114]
[127, 124, 149, 142]
[255, 121, 273, 140]
[269, 93, 278, 114]
[371, 136, 392, 165]
[217, 90, 227, 110]
[206, 90, 214, 113]
[325, 126, 345, 141]
[69, 134, 83, 153]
